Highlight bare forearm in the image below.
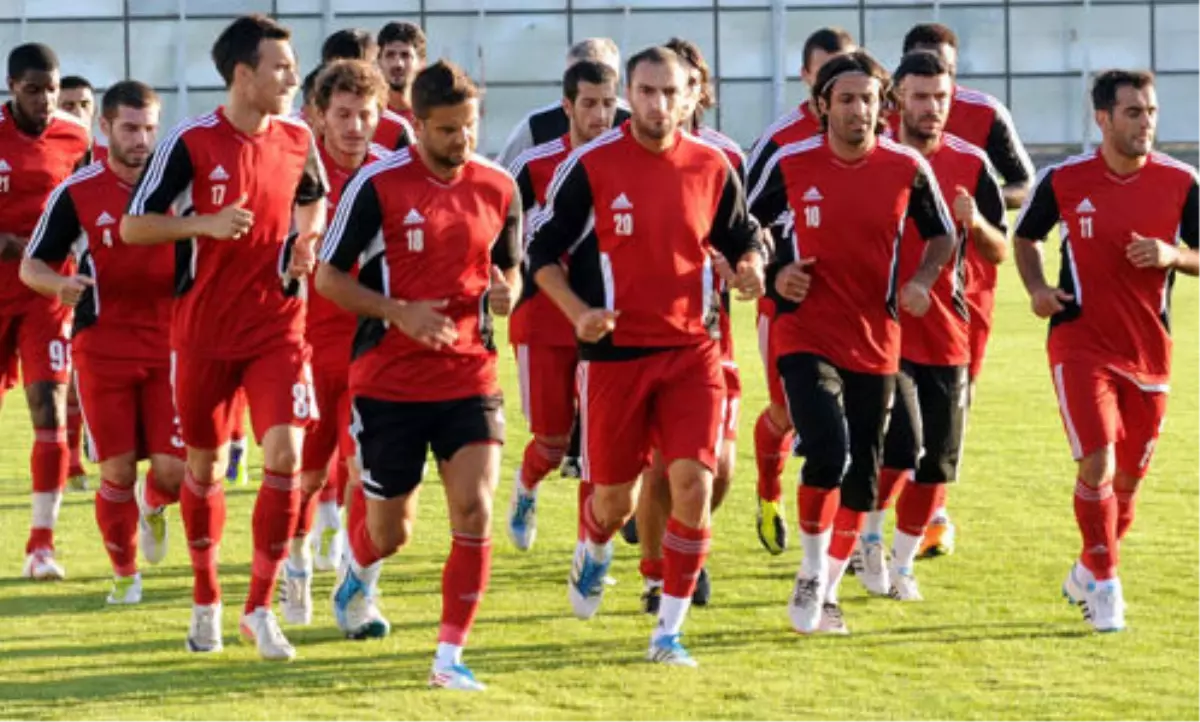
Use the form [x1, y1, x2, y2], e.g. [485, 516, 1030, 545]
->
[18, 257, 65, 298]
[121, 213, 211, 245]
[1175, 247, 1199, 276]
[315, 264, 399, 320]
[293, 201, 325, 239]
[911, 234, 956, 289]
[1014, 238, 1049, 292]
[972, 219, 1009, 265]
[504, 267, 522, 305]
[534, 265, 589, 326]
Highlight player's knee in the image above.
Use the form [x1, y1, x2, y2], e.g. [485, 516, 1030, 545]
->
[151, 459, 185, 491]
[1078, 448, 1115, 487]
[25, 381, 66, 430]
[768, 403, 792, 431]
[101, 463, 138, 487]
[300, 469, 327, 496]
[263, 447, 299, 475]
[593, 487, 636, 528]
[453, 493, 493, 534]
[802, 444, 847, 489]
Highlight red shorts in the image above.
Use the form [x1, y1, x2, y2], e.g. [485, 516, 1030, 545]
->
[758, 311, 786, 407]
[578, 341, 725, 485]
[75, 354, 183, 462]
[1050, 361, 1168, 478]
[721, 361, 742, 442]
[302, 367, 353, 473]
[0, 302, 73, 397]
[515, 343, 577, 438]
[172, 344, 317, 450]
[968, 318, 991, 381]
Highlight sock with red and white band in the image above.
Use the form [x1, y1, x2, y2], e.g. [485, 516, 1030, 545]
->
[245, 469, 302, 614]
[180, 468, 226, 605]
[754, 410, 792, 503]
[656, 518, 710, 642]
[435, 531, 492, 669]
[797, 485, 839, 579]
[580, 493, 617, 560]
[27, 427, 69, 554]
[826, 506, 865, 603]
[1116, 487, 1138, 542]
[519, 438, 566, 492]
[95, 480, 139, 577]
[893, 481, 947, 570]
[66, 402, 84, 475]
[1074, 479, 1117, 581]
[142, 469, 180, 510]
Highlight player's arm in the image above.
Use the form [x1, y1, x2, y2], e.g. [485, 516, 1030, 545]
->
[507, 158, 538, 215]
[1012, 169, 1074, 316]
[283, 133, 330, 281]
[958, 162, 1009, 265]
[900, 162, 958, 316]
[488, 183, 524, 316]
[709, 161, 767, 300]
[986, 107, 1035, 209]
[497, 116, 535, 170]
[1176, 180, 1200, 275]
[749, 152, 808, 307]
[19, 186, 92, 306]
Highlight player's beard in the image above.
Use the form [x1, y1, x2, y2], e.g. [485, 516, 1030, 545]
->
[426, 144, 468, 173]
[388, 78, 410, 94]
[633, 115, 674, 142]
[110, 145, 149, 170]
[903, 112, 943, 143]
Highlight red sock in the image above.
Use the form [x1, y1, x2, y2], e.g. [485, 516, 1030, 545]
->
[438, 532, 492, 646]
[796, 484, 839, 535]
[1074, 479, 1117, 581]
[66, 404, 84, 473]
[246, 469, 301, 613]
[895, 482, 947, 537]
[348, 492, 384, 569]
[754, 410, 792, 502]
[662, 518, 711, 598]
[829, 506, 865, 561]
[180, 468, 226, 605]
[576, 481, 593, 542]
[520, 438, 565, 491]
[639, 557, 664, 582]
[1116, 489, 1138, 541]
[143, 469, 180, 509]
[348, 482, 366, 540]
[28, 428, 68, 553]
[877, 468, 910, 511]
[318, 480, 338, 504]
[296, 488, 319, 538]
[581, 492, 616, 545]
[95, 480, 138, 576]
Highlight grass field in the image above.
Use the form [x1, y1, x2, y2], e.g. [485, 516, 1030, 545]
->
[0, 244, 1196, 720]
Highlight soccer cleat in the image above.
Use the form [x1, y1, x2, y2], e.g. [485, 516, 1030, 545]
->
[67, 471, 89, 492]
[847, 542, 863, 576]
[568, 541, 612, 620]
[430, 663, 486, 691]
[106, 573, 143, 605]
[756, 497, 787, 555]
[918, 513, 956, 559]
[887, 560, 923, 602]
[692, 566, 711, 607]
[647, 634, 699, 667]
[135, 478, 169, 565]
[1086, 578, 1126, 633]
[506, 475, 538, 551]
[642, 580, 663, 615]
[281, 562, 313, 625]
[225, 442, 248, 486]
[331, 563, 390, 639]
[239, 607, 296, 661]
[22, 549, 65, 581]
[1062, 561, 1093, 622]
[186, 603, 224, 653]
[856, 534, 891, 596]
[817, 602, 849, 635]
[560, 455, 582, 479]
[788, 572, 825, 634]
[620, 517, 639, 545]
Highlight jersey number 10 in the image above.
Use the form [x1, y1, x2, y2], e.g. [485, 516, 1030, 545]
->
[804, 205, 820, 229]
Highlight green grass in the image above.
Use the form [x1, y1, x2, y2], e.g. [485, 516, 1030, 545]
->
[0, 247, 1196, 721]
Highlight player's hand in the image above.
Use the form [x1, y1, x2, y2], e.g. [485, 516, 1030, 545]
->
[392, 299, 458, 350]
[952, 185, 979, 229]
[487, 265, 514, 316]
[775, 258, 815, 303]
[899, 279, 932, 317]
[0, 233, 28, 261]
[206, 193, 254, 240]
[57, 275, 94, 307]
[575, 308, 618, 343]
[733, 255, 765, 300]
[1029, 284, 1074, 318]
[1126, 231, 1179, 270]
[287, 231, 319, 278]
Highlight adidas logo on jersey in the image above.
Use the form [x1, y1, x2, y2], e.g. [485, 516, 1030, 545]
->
[0, 159, 10, 173]
[611, 193, 633, 210]
[803, 186, 823, 202]
[1076, 198, 1095, 213]
[96, 211, 116, 227]
[209, 165, 230, 182]
[403, 208, 425, 225]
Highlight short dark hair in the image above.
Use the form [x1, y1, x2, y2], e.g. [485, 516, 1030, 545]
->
[802, 27, 855, 73]
[377, 21, 427, 61]
[322, 28, 377, 63]
[302, 65, 324, 106]
[314, 59, 387, 112]
[61, 75, 93, 92]
[813, 49, 891, 133]
[1092, 69, 1155, 112]
[411, 60, 478, 120]
[665, 37, 714, 112]
[7, 43, 58, 82]
[211, 14, 291, 87]
[101, 80, 159, 121]
[902, 23, 959, 54]
[893, 49, 950, 87]
[625, 45, 681, 84]
[563, 60, 617, 102]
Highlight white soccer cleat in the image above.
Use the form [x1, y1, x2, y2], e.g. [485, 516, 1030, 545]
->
[281, 562, 313, 626]
[430, 663, 487, 691]
[647, 634, 699, 667]
[887, 560, 923, 602]
[22, 549, 65, 581]
[186, 603, 224, 653]
[331, 562, 390, 639]
[817, 602, 849, 635]
[506, 473, 538, 552]
[239, 607, 296, 661]
[1086, 577, 1126, 633]
[1062, 561, 1093, 622]
[136, 478, 169, 565]
[567, 541, 612, 620]
[788, 571, 826, 634]
[106, 573, 143, 605]
[856, 534, 891, 596]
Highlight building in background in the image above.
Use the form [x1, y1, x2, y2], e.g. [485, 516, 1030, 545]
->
[1, 0, 1195, 155]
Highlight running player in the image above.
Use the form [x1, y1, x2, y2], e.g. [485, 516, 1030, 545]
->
[505, 60, 619, 552]
[376, 21, 426, 125]
[749, 50, 955, 634]
[122, 14, 327, 660]
[21, 80, 183, 605]
[528, 46, 765, 665]
[1, 43, 92, 581]
[1013, 70, 1197, 632]
[744, 27, 855, 555]
[320, 60, 521, 691]
[322, 28, 377, 64]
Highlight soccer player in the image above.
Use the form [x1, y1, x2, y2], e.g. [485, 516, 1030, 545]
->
[1, 43, 91, 581]
[376, 21, 426, 125]
[59, 76, 96, 128]
[21, 80, 184, 605]
[1013, 70, 1197, 632]
[868, 51, 1007, 603]
[749, 50, 955, 634]
[744, 26, 855, 556]
[900, 23, 1037, 555]
[121, 14, 327, 660]
[322, 28, 377, 64]
[279, 59, 389, 624]
[496, 38, 631, 168]
[319, 60, 521, 691]
[527, 45, 765, 665]
[504, 60, 619, 552]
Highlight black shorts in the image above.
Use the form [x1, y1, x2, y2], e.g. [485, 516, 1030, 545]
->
[883, 360, 969, 484]
[778, 352, 895, 513]
[351, 394, 505, 500]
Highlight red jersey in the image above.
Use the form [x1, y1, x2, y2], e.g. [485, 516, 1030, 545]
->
[306, 143, 389, 374]
[0, 105, 91, 314]
[373, 109, 414, 152]
[320, 148, 522, 403]
[27, 162, 174, 362]
[749, 135, 954, 375]
[92, 141, 109, 165]
[526, 123, 764, 359]
[388, 105, 416, 126]
[897, 134, 1006, 367]
[944, 85, 1033, 189]
[126, 107, 327, 360]
[1014, 150, 1199, 387]
[509, 134, 574, 347]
